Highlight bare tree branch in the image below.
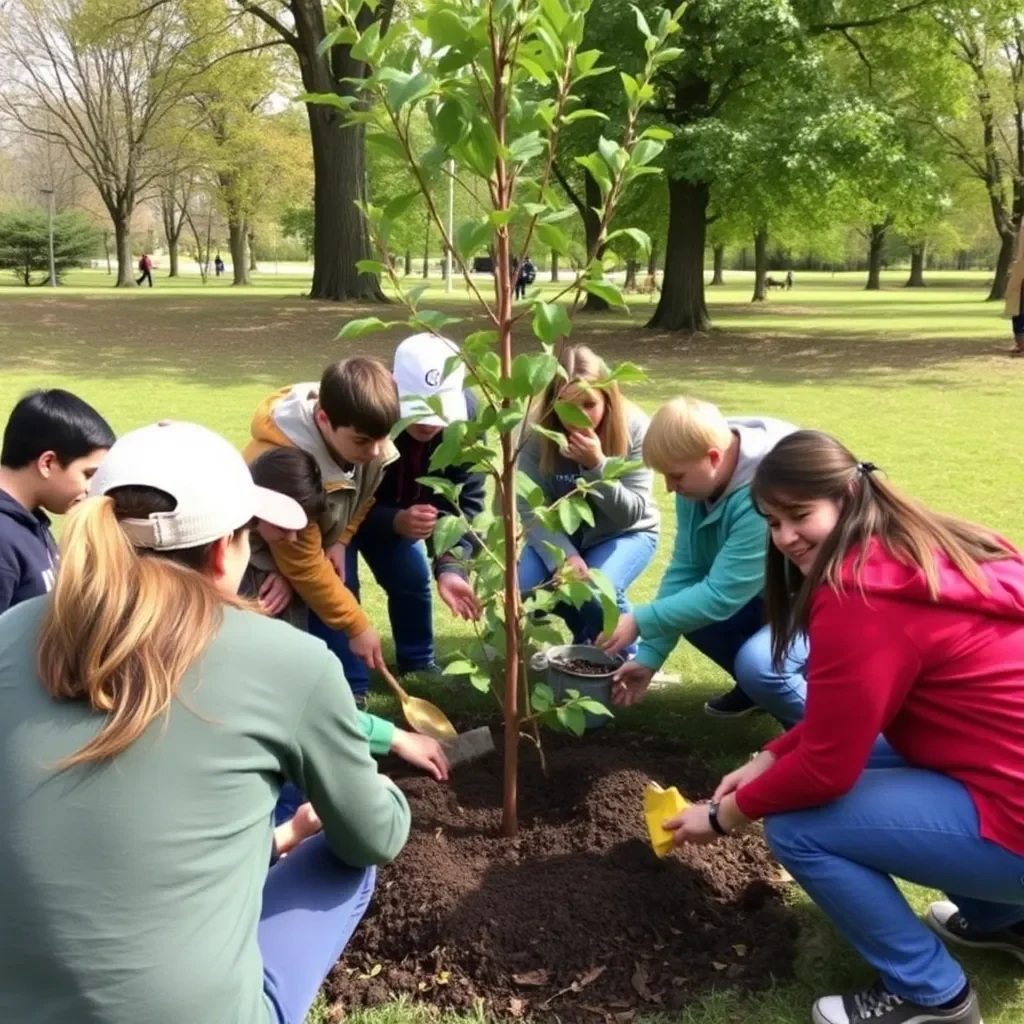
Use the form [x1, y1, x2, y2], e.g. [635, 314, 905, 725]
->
[811, 0, 938, 34]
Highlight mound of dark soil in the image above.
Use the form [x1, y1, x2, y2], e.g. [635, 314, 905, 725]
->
[328, 736, 799, 1022]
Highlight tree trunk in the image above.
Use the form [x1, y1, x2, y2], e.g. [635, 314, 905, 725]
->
[103, 232, 112, 275]
[710, 243, 725, 285]
[739, 248, 749, 271]
[422, 219, 430, 278]
[550, 250, 559, 282]
[905, 244, 926, 287]
[404, 249, 412, 275]
[988, 229, 1015, 301]
[647, 243, 658, 276]
[113, 206, 134, 287]
[646, 178, 710, 332]
[249, 230, 258, 271]
[624, 259, 639, 291]
[582, 170, 607, 312]
[229, 219, 250, 286]
[752, 229, 768, 302]
[865, 222, 889, 291]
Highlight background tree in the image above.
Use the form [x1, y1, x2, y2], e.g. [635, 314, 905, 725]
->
[0, 206, 101, 284]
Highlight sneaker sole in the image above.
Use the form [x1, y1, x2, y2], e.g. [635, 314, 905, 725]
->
[703, 703, 764, 719]
[926, 908, 1024, 965]
[812, 1009, 982, 1024]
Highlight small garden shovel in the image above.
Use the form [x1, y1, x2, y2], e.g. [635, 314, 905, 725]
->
[379, 664, 457, 742]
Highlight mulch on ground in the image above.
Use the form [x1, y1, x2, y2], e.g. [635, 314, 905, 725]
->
[329, 734, 799, 1022]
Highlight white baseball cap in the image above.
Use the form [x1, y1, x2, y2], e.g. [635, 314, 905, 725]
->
[393, 333, 468, 427]
[89, 421, 307, 551]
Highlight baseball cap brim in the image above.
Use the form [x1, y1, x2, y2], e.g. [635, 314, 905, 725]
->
[399, 387, 468, 428]
[253, 485, 308, 532]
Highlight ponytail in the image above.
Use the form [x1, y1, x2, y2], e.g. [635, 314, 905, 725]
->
[38, 492, 244, 768]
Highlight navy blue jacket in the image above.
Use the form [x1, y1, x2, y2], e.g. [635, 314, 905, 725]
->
[0, 490, 58, 614]
[363, 391, 486, 575]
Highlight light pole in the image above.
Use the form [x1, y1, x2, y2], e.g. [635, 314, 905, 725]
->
[444, 159, 455, 293]
[40, 188, 57, 288]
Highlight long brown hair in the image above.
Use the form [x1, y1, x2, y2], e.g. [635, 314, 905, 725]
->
[536, 344, 629, 473]
[38, 486, 247, 769]
[752, 430, 1015, 668]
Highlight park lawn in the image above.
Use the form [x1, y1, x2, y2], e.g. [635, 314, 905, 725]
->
[1, 272, 1022, 1024]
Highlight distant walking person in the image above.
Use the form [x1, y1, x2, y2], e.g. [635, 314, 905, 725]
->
[136, 253, 153, 288]
[214, 254, 225, 278]
[785, 271, 794, 291]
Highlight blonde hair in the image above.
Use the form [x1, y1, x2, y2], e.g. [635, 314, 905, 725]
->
[642, 397, 733, 473]
[536, 345, 630, 474]
[38, 489, 246, 769]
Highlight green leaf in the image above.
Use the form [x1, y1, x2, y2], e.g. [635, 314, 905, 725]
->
[429, 421, 468, 471]
[387, 71, 435, 113]
[573, 496, 595, 527]
[365, 133, 407, 161]
[496, 408, 525, 434]
[426, 9, 468, 47]
[454, 116, 498, 178]
[539, 206, 577, 225]
[296, 92, 356, 112]
[599, 591, 620, 636]
[620, 72, 640, 104]
[405, 282, 430, 309]
[535, 222, 570, 256]
[356, 259, 388, 275]
[390, 413, 430, 438]
[604, 362, 646, 385]
[557, 499, 581, 535]
[513, 352, 558, 395]
[337, 316, 392, 339]
[598, 135, 625, 173]
[575, 49, 602, 74]
[531, 423, 567, 448]
[576, 697, 614, 717]
[556, 704, 587, 737]
[532, 301, 572, 344]
[563, 108, 608, 125]
[411, 310, 462, 334]
[531, 682, 555, 711]
[516, 471, 544, 506]
[454, 218, 492, 259]
[517, 55, 550, 85]
[489, 209, 515, 227]
[351, 21, 382, 63]
[417, 475, 461, 503]
[651, 47, 684, 67]
[631, 4, 653, 38]
[508, 132, 546, 164]
[444, 659, 477, 675]
[469, 672, 492, 693]
[631, 139, 665, 168]
[385, 191, 422, 221]
[435, 98, 469, 148]
[640, 126, 673, 141]
[433, 515, 468, 556]
[539, 0, 568, 32]
[574, 154, 612, 193]
[554, 399, 592, 430]
[606, 227, 651, 255]
[583, 279, 627, 308]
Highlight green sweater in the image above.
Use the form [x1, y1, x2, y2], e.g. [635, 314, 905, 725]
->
[0, 600, 410, 1024]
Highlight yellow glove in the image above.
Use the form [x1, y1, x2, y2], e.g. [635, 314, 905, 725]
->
[643, 781, 689, 858]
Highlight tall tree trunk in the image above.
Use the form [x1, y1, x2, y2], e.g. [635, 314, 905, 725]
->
[739, 248, 749, 271]
[752, 229, 768, 301]
[422, 219, 430, 278]
[647, 242, 658, 276]
[113, 206, 134, 287]
[624, 259, 639, 291]
[865, 221, 890, 291]
[647, 178, 710, 332]
[167, 239, 179, 278]
[249, 229, 258, 271]
[905, 244, 926, 288]
[550, 250, 559, 282]
[229, 219, 250, 286]
[160, 196, 181, 277]
[989, 229, 1015, 301]
[404, 249, 412, 275]
[710, 243, 725, 285]
[103, 232, 112, 275]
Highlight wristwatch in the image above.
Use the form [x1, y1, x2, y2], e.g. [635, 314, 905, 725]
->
[707, 799, 729, 837]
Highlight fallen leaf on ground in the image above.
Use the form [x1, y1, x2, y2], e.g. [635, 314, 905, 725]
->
[732, 944, 748, 957]
[579, 965, 607, 988]
[630, 964, 654, 1002]
[508, 997, 526, 1017]
[712, 961, 728, 971]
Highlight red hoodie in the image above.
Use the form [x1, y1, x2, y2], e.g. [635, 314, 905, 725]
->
[736, 538, 1024, 856]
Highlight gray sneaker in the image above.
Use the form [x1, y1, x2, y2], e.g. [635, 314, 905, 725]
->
[927, 900, 1024, 964]
[812, 983, 981, 1024]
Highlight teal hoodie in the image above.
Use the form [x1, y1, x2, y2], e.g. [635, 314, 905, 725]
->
[635, 417, 796, 671]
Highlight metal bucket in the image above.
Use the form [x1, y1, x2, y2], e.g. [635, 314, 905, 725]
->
[542, 644, 621, 730]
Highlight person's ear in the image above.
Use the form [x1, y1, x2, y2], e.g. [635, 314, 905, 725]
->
[36, 451, 58, 479]
[206, 535, 231, 580]
[707, 448, 722, 471]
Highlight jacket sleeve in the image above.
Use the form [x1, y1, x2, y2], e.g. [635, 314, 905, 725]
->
[268, 522, 370, 637]
[517, 432, 580, 570]
[736, 589, 921, 820]
[339, 497, 375, 546]
[287, 652, 410, 865]
[358, 711, 397, 756]
[633, 498, 766, 640]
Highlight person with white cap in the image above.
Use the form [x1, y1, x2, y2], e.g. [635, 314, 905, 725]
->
[347, 333, 486, 678]
[0, 420, 411, 1024]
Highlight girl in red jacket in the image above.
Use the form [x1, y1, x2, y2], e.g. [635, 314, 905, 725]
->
[663, 430, 1024, 1024]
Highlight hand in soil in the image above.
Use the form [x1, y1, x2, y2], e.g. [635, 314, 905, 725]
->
[599, 611, 639, 656]
[714, 750, 777, 802]
[390, 728, 450, 782]
[664, 802, 720, 847]
[610, 661, 654, 706]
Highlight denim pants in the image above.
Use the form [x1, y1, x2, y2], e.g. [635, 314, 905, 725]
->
[519, 530, 658, 656]
[685, 596, 808, 726]
[260, 832, 375, 1024]
[309, 522, 434, 696]
[765, 748, 1024, 1006]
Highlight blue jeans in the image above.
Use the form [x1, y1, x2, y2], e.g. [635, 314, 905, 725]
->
[260, 832, 375, 1024]
[686, 596, 808, 726]
[765, 753, 1024, 1006]
[309, 524, 434, 696]
[519, 530, 658, 656]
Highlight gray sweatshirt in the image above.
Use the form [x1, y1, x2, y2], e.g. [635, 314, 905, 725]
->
[518, 403, 659, 569]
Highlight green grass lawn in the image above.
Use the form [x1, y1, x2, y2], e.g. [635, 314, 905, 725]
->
[1, 269, 1022, 1023]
